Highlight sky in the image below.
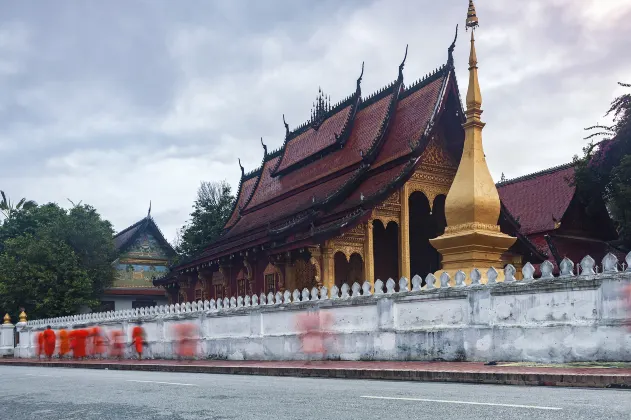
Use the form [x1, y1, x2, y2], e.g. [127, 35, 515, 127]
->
[0, 0, 629, 244]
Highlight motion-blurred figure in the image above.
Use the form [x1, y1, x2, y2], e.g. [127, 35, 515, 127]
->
[92, 326, 107, 359]
[109, 329, 125, 360]
[59, 329, 70, 359]
[71, 327, 88, 360]
[295, 309, 333, 360]
[174, 323, 199, 360]
[131, 321, 145, 360]
[43, 325, 56, 360]
[36, 330, 44, 359]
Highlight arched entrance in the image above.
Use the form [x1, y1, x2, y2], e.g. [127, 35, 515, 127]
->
[373, 219, 399, 281]
[333, 252, 364, 287]
[409, 192, 447, 282]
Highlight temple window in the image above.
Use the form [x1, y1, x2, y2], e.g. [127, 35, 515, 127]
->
[263, 263, 281, 294]
[236, 268, 248, 296]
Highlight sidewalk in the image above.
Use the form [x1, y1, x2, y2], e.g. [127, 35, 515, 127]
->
[0, 359, 631, 389]
[1, 358, 630, 389]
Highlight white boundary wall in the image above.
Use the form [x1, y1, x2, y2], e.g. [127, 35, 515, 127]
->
[13, 253, 631, 363]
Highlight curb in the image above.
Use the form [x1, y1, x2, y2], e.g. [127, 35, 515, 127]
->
[1, 360, 630, 388]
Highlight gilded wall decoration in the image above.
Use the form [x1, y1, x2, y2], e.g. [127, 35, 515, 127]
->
[122, 232, 169, 260]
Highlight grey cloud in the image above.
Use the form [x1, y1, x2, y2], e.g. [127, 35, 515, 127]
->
[0, 0, 629, 241]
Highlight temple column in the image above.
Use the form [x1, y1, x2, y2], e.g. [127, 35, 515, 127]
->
[399, 184, 411, 281]
[363, 221, 374, 287]
[321, 244, 335, 292]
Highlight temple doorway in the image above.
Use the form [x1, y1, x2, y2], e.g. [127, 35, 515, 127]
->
[373, 219, 399, 281]
[334, 252, 364, 287]
[409, 193, 446, 282]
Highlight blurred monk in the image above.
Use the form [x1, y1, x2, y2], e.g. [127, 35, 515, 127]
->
[110, 330, 125, 359]
[72, 327, 89, 360]
[131, 322, 145, 360]
[43, 326, 56, 360]
[175, 323, 198, 360]
[92, 326, 106, 359]
[59, 329, 70, 358]
[36, 330, 44, 359]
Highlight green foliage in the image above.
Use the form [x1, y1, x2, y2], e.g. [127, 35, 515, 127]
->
[574, 82, 631, 250]
[0, 202, 116, 318]
[176, 180, 235, 258]
[0, 190, 37, 219]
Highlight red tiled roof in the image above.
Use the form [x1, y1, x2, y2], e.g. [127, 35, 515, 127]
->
[335, 161, 409, 213]
[242, 156, 281, 210]
[225, 170, 356, 238]
[224, 175, 259, 229]
[275, 105, 353, 173]
[374, 76, 445, 167]
[497, 164, 575, 235]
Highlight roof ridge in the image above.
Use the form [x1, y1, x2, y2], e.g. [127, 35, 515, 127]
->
[496, 162, 575, 187]
[361, 78, 399, 108]
[402, 64, 447, 98]
[114, 217, 146, 238]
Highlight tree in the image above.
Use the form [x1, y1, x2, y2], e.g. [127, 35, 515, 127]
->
[0, 191, 36, 219]
[0, 202, 116, 318]
[176, 180, 235, 257]
[574, 82, 631, 250]
[0, 235, 94, 319]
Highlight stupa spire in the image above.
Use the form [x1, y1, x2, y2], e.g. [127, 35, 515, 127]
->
[429, 0, 516, 284]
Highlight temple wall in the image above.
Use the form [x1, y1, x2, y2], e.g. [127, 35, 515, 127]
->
[15, 253, 631, 363]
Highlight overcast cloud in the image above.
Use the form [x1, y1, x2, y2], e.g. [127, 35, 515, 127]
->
[0, 0, 629, 242]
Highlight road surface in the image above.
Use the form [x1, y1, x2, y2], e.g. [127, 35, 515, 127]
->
[0, 365, 629, 419]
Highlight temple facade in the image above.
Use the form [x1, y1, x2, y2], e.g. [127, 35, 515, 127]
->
[103, 211, 176, 311]
[154, 2, 618, 303]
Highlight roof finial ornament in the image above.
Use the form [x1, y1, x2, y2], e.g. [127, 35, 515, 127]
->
[447, 24, 458, 66]
[466, 0, 479, 31]
[238, 158, 244, 177]
[282, 114, 289, 137]
[398, 44, 408, 79]
[147, 200, 152, 218]
[356, 61, 365, 91]
[260, 137, 267, 156]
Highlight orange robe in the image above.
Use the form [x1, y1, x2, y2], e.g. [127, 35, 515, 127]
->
[131, 326, 144, 355]
[72, 329, 88, 359]
[36, 332, 44, 358]
[59, 330, 69, 357]
[43, 329, 56, 357]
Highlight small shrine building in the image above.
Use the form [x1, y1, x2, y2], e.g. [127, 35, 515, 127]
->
[103, 209, 176, 311]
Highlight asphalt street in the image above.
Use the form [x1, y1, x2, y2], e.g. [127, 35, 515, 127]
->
[0, 366, 629, 420]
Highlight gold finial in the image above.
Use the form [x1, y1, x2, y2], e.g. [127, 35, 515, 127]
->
[19, 311, 27, 323]
[3, 313, 10, 324]
[466, 0, 479, 30]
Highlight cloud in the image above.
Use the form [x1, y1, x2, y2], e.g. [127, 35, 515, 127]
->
[0, 0, 629, 243]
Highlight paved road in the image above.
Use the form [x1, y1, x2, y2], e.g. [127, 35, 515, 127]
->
[0, 366, 629, 420]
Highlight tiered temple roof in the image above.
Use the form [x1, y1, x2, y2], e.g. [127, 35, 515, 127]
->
[159, 37, 465, 276]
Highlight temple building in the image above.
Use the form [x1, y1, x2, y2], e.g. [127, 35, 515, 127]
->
[102, 208, 176, 311]
[154, 1, 619, 303]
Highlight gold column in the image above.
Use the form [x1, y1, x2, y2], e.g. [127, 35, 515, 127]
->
[399, 184, 411, 280]
[429, 0, 516, 284]
[363, 221, 375, 287]
[321, 244, 335, 291]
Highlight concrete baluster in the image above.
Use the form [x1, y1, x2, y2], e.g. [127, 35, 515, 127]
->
[311, 287, 319, 301]
[504, 265, 517, 283]
[411, 275, 422, 291]
[362, 281, 372, 296]
[398, 277, 409, 292]
[340, 283, 350, 299]
[559, 257, 574, 277]
[330, 285, 340, 300]
[320, 286, 329, 300]
[385, 278, 396, 294]
[602, 253, 619, 273]
[540, 260, 554, 279]
[374, 279, 384, 294]
[455, 271, 466, 287]
[439, 272, 451, 288]
[522, 263, 535, 281]
[351, 282, 361, 297]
